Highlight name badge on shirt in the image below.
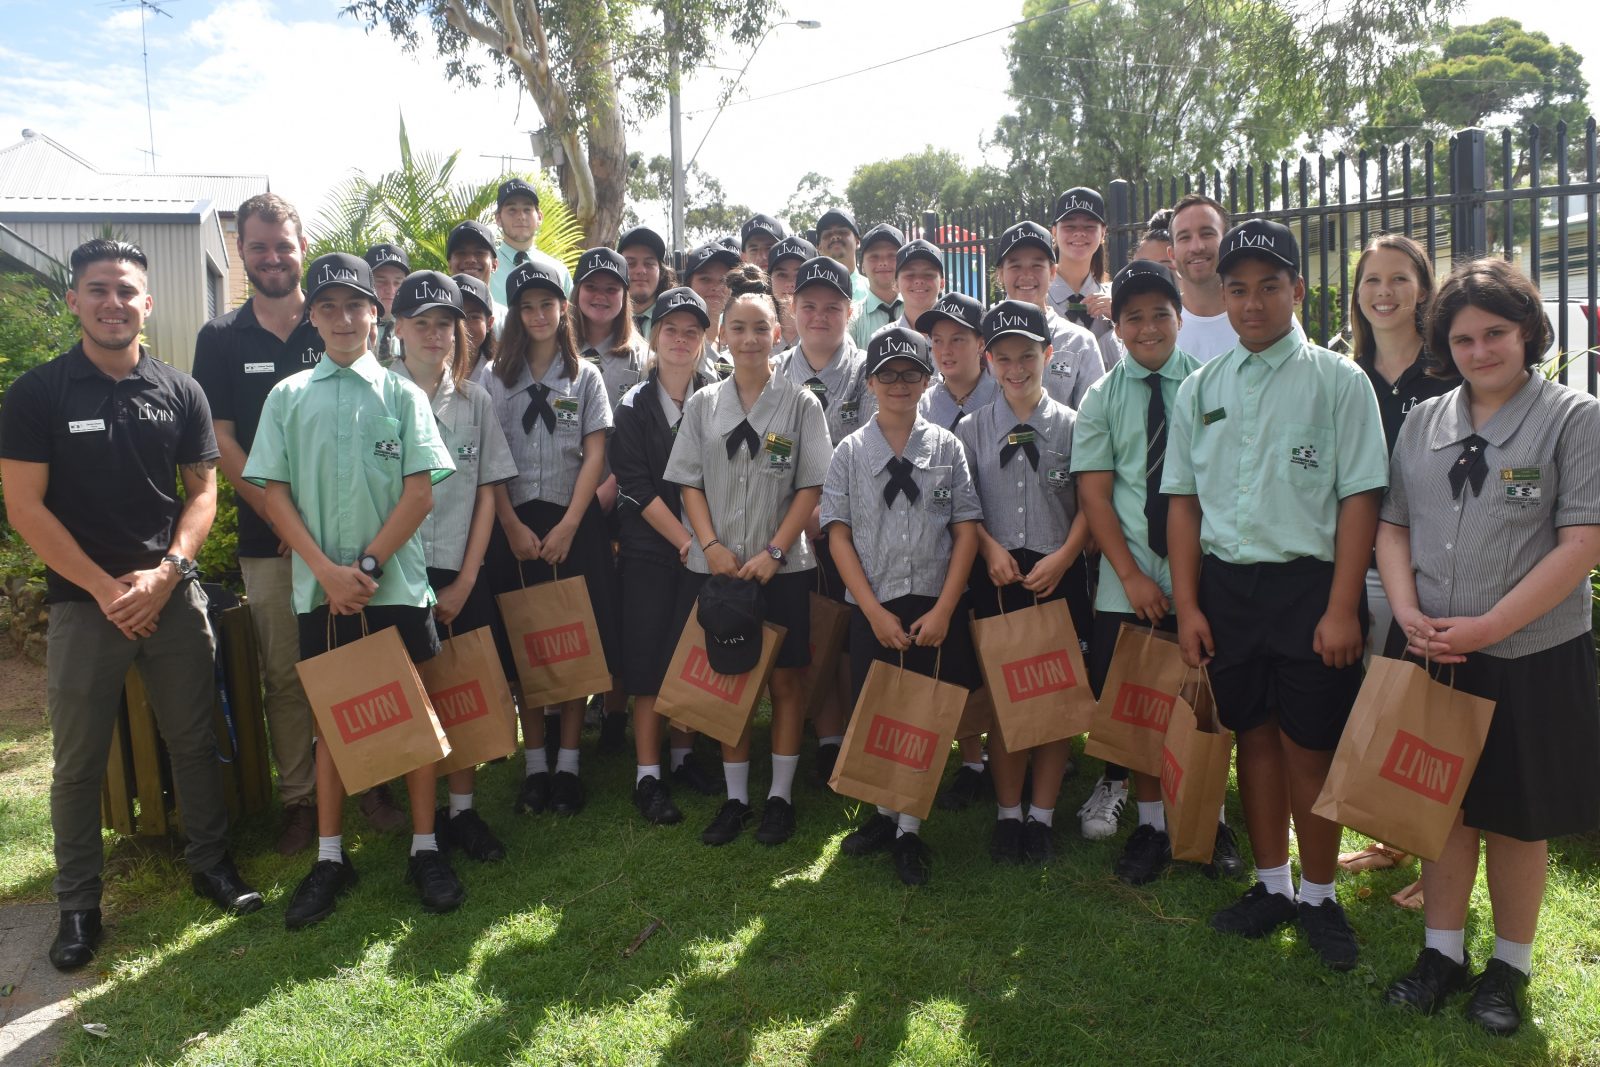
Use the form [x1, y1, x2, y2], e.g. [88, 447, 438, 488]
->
[1502, 466, 1542, 504]
[1007, 429, 1036, 446]
[554, 396, 579, 424]
[1202, 407, 1227, 426]
[764, 433, 793, 458]
[68, 419, 106, 434]
[244, 362, 276, 374]
[582, 353, 602, 366]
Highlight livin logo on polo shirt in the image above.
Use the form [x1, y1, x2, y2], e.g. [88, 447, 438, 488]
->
[136, 402, 175, 423]
[1289, 442, 1320, 470]
[373, 438, 401, 460]
[300, 345, 322, 365]
[1501, 466, 1542, 506]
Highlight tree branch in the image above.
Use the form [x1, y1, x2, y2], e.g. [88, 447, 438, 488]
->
[440, 0, 506, 53]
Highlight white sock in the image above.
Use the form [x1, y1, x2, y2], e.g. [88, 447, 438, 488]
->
[556, 747, 580, 775]
[524, 748, 549, 775]
[897, 812, 922, 836]
[997, 804, 1023, 822]
[1298, 878, 1335, 906]
[818, 735, 844, 749]
[1425, 927, 1466, 966]
[448, 792, 473, 817]
[1219, 802, 1229, 824]
[670, 746, 692, 771]
[1493, 936, 1533, 976]
[876, 805, 895, 817]
[962, 761, 984, 773]
[1257, 862, 1295, 900]
[768, 753, 800, 801]
[410, 833, 437, 856]
[1029, 806, 1054, 828]
[317, 835, 343, 863]
[1137, 801, 1166, 832]
[724, 761, 751, 805]
[637, 763, 661, 785]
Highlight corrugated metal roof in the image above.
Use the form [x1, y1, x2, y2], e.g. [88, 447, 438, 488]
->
[0, 133, 267, 214]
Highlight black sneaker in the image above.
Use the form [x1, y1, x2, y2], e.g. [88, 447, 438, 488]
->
[701, 799, 752, 845]
[841, 813, 898, 856]
[1209, 882, 1298, 939]
[549, 770, 585, 815]
[514, 771, 551, 815]
[598, 711, 628, 754]
[754, 797, 796, 845]
[1297, 898, 1359, 971]
[937, 766, 987, 811]
[1464, 958, 1529, 1036]
[814, 743, 841, 786]
[1202, 822, 1246, 880]
[990, 818, 1024, 864]
[407, 849, 465, 914]
[672, 752, 724, 796]
[437, 807, 507, 863]
[1385, 948, 1472, 1014]
[633, 775, 683, 825]
[1114, 824, 1172, 886]
[1021, 817, 1056, 864]
[892, 832, 932, 886]
[284, 854, 358, 930]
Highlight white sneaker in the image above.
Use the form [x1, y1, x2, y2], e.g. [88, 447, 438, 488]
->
[1077, 775, 1129, 840]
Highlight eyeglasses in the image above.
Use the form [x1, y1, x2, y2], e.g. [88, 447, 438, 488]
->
[871, 368, 929, 384]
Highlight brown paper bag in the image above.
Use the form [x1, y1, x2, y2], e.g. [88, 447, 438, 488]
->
[419, 626, 520, 776]
[956, 686, 995, 740]
[803, 591, 853, 720]
[1312, 656, 1496, 861]
[296, 622, 450, 796]
[1084, 623, 1189, 776]
[1160, 671, 1233, 862]
[495, 568, 612, 707]
[829, 658, 969, 819]
[657, 614, 787, 747]
[970, 596, 1094, 750]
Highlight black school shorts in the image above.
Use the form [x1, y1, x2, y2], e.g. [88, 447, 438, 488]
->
[297, 604, 440, 665]
[426, 566, 497, 637]
[847, 593, 980, 700]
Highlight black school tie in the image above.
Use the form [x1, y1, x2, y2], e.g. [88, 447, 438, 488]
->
[523, 382, 556, 434]
[1448, 434, 1489, 499]
[883, 457, 921, 506]
[1000, 425, 1039, 470]
[726, 419, 760, 459]
[949, 409, 966, 430]
[803, 376, 829, 410]
[515, 250, 528, 265]
[1145, 377, 1169, 557]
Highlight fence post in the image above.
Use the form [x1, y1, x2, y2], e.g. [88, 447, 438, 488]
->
[922, 211, 939, 245]
[1107, 179, 1133, 270]
[1451, 126, 1489, 262]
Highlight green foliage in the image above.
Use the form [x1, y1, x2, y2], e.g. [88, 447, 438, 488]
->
[781, 172, 848, 236]
[846, 146, 977, 225]
[197, 474, 240, 586]
[623, 154, 750, 245]
[0, 273, 77, 394]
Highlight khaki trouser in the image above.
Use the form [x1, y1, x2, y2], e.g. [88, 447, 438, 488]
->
[240, 555, 316, 806]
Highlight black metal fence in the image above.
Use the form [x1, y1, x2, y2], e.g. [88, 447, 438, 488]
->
[909, 122, 1600, 393]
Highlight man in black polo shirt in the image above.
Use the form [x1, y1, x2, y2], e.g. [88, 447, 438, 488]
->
[0, 239, 263, 972]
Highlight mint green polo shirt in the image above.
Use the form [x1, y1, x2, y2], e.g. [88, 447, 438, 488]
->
[1071, 349, 1201, 612]
[243, 351, 455, 613]
[1160, 330, 1387, 564]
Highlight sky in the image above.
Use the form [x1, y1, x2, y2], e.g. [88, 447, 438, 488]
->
[1, 0, 1597, 241]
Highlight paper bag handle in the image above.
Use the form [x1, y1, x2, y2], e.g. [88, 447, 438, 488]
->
[324, 608, 370, 651]
[993, 588, 1042, 616]
[896, 647, 943, 678]
[515, 559, 560, 589]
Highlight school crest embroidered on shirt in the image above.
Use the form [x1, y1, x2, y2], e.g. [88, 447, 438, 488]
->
[839, 400, 861, 424]
[1049, 359, 1073, 376]
[373, 439, 401, 460]
[930, 487, 952, 502]
[1047, 468, 1071, 486]
[554, 396, 579, 424]
[1501, 467, 1542, 504]
[457, 444, 479, 460]
[1289, 443, 1319, 469]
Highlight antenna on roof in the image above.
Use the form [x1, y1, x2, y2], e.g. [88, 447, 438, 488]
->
[101, 0, 176, 171]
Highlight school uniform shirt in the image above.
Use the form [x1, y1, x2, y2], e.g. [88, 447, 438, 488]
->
[957, 393, 1078, 555]
[775, 341, 877, 447]
[663, 371, 832, 573]
[243, 351, 455, 614]
[490, 243, 573, 305]
[1047, 274, 1123, 371]
[849, 292, 904, 350]
[1176, 309, 1238, 364]
[580, 333, 650, 412]
[1357, 353, 1456, 454]
[612, 368, 712, 565]
[389, 361, 518, 572]
[1070, 350, 1201, 614]
[820, 415, 983, 605]
[851, 271, 872, 303]
[1042, 306, 1105, 411]
[697, 339, 731, 381]
[1160, 330, 1388, 565]
[1383, 373, 1600, 657]
[919, 372, 999, 430]
[483, 356, 611, 508]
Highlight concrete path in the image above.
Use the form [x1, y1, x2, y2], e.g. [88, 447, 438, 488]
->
[0, 903, 92, 1067]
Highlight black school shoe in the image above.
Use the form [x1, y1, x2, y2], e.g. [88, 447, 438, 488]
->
[598, 711, 628, 754]
[633, 775, 684, 825]
[285, 854, 359, 930]
[754, 797, 797, 845]
[1202, 823, 1246, 880]
[672, 752, 724, 796]
[1464, 958, 1530, 1036]
[841, 813, 898, 856]
[437, 807, 507, 863]
[1115, 824, 1172, 886]
[192, 854, 265, 914]
[1021, 817, 1056, 864]
[48, 908, 102, 971]
[701, 799, 753, 845]
[892, 832, 932, 886]
[813, 743, 841, 786]
[1297, 898, 1359, 971]
[407, 849, 465, 914]
[990, 818, 1025, 864]
[936, 765, 988, 811]
[1209, 882, 1298, 938]
[1385, 948, 1472, 1014]
[515, 771, 551, 814]
[549, 771, 585, 815]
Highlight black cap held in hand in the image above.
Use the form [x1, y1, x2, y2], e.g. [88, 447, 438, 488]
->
[866, 326, 934, 376]
[981, 299, 1050, 347]
[1111, 259, 1182, 320]
[391, 270, 463, 319]
[697, 575, 765, 676]
[1217, 218, 1300, 278]
[305, 253, 380, 306]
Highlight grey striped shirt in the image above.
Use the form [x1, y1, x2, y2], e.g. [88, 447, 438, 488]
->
[919, 372, 999, 430]
[1042, 307, 1105, 410]
[1383, 372, 1600, 657]
[1047, 274, 1125, 371]
[483, 356, 612, 508]
[581, 333, 650, 412]
[775, 340, 877, 447]
[821, 416, 983, 605]
[957, 393, 1078, 553]
[664, 371, 832, 573]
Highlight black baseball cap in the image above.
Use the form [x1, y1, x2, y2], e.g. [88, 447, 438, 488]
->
[717, 234, 741, 252]
[740, 213, 786, 248]
[496, 177, 540, 208]
[767, 235, 818, 269]
[915, 291, 984, 335]
[1111, 259, 1183, 320]
[574, 246, 628, 287]
[860, 223, 905, 254]
[1052, 187, 1106, 224]
[447, 220, 497, 256]
[815, 208, 860, 238]
[698, 575, 765, 676]
[453, 273, 494, 315]
[793, 256, 853, 299]
[505, 261, 566, 307]
[981, 299, 1050, 347]
[866, 326, 934, 376]
[683, 242, 741, 279]
[1217, 218, 1300, 277]
[304, 253, 380, 306]
[652, 286, 710, 329]
[617, 226, 667, 261]
[363, 242, 410, 274]
[895, 239, 944, 275]
[996, 221, 1056, 263]
[391, 270, 463, 319]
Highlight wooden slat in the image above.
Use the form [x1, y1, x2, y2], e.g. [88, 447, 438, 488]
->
[123, 667, 168, 835]
[101, 707, 136, 836]
[221, 603, 272, 813]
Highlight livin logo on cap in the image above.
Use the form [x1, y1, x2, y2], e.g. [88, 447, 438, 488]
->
[1235, 232, 1277, 251]
[415, 281, 454, 303]
[317, 265, 359, 286]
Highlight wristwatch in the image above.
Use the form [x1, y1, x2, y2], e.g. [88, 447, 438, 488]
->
[358, 553, 384, 580]
[765, 544, 787, 566]
[162, 553, 197, 580]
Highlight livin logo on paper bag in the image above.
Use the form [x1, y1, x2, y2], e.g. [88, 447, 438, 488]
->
[331, 681, 414, 744]
[1378, 729, 1463, 804]
[863, 715, 938, 771]
[1160, 747, 1183, 807]
[1110, 684, 1175, 733]
[523, 622, 591, 667]
[682, 647, 750, 703]
[1001, 650, 1076, 703]
[431, 680, 489, 728]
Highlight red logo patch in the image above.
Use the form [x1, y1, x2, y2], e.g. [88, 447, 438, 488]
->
[681, 646, 749, 703]
[1160, 747, 1183, 807]
[1110, 684, 1175, 733]
[862, 714, 938, 771]
[331, 680, 413, 744]
[430, 680, 489, 728]
[1001, 650, 1076, 703]
[1378, 729, 1463, 804]
[522, 622, 590, 667]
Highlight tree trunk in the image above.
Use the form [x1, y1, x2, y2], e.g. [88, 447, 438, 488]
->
[576, 108, 627, 248]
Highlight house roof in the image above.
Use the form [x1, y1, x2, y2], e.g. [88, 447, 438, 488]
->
[0, 131, 268, 215]
[0, 221, 67, 290]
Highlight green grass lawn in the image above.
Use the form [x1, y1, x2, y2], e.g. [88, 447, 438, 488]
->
[3, 677, 1598, 1066]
